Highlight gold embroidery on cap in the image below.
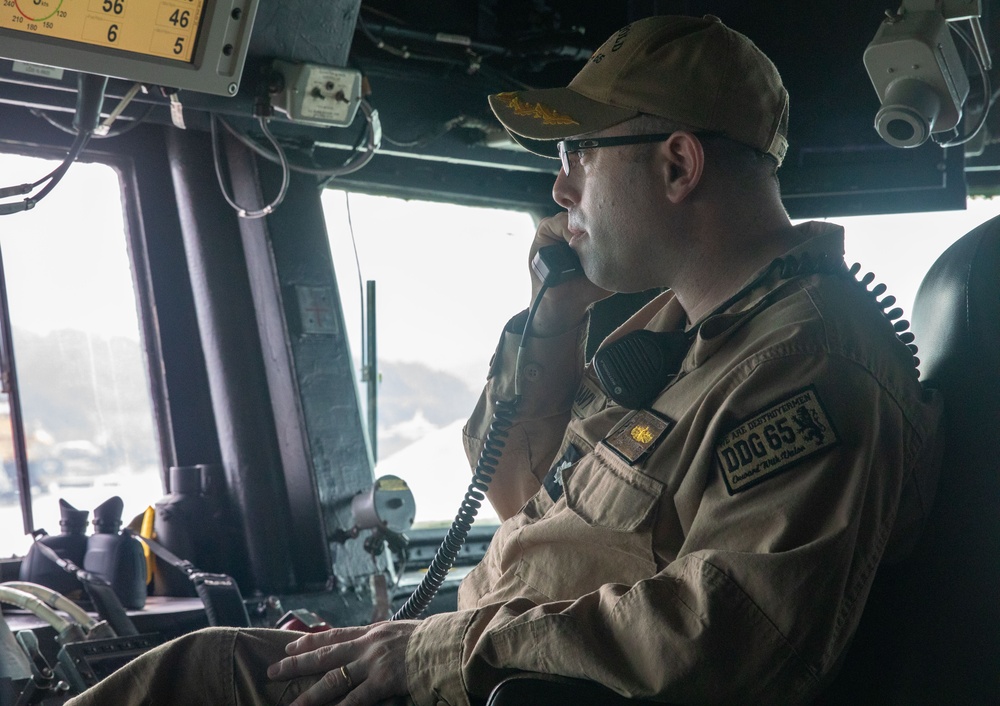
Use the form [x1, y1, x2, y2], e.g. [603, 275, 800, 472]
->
[494, 92, 579, 126]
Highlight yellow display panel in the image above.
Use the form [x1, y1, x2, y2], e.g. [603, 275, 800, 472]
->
[3, 0, 207, 63]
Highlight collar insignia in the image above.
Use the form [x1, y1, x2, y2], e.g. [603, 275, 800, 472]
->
[543, 444, 581, 501]
[602, 409, 674, 465]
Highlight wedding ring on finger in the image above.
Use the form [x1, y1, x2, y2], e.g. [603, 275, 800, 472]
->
[340, 664, 354, 690]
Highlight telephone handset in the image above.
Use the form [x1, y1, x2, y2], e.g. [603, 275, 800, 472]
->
[391, 242, 583, 621]
[531, 242, 584, 287]
[519, 243, 583, 397]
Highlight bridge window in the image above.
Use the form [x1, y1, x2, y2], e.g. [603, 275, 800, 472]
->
[324, 190, 997, 531]
[831, 197, 998, 317]
[0, 154, 161, 557]
[322, 190, 535, 528]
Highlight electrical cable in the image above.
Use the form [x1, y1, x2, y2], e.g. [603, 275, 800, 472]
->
[2, 582, 98, 632]
[935, 20, 992, 149]
[357, 7, 580, 83]
[391, 400, 519, 621]
[0, 73, 107, 216]
[472, 62, 536, 91]
[381, 115, 467, 149]
[26, 131, 90, 202]
[0, 131, 91, 216]
[360, 16, 509, 57]
[342, 191, 368, 382]
[0, 586, 87, 645]
[389, 547, 407, 590]
[32, 108, 102, 135]
[356, 15, 464, 66]
[215, 100, 378, 178]
[515, 284, 550, 396]
[94, 81, 143, 135]
[210, 113, 291, 219]
[391, 282, 550, 621]
[317, 104, 380, 189]
[347, 105, 375, 154]
[355, 13, 538, 89]
[30, 103, 155, 139]
[358, 4, 406, 25]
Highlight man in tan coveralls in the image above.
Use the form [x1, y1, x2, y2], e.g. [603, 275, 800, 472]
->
[66, 14, 942, 706]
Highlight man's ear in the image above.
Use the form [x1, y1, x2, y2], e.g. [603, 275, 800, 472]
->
[660, 132, 704, 204]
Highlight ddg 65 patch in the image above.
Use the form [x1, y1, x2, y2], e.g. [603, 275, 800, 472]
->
[716, 386, 839, 494]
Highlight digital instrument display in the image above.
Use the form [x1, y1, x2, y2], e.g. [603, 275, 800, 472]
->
[0, 0, 258, 96]
[3, 0, 207, 63]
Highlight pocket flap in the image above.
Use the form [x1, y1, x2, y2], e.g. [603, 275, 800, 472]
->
[563, 445, 663, 531]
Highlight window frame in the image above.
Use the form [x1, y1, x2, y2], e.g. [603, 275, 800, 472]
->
[0, 125, 196, 543]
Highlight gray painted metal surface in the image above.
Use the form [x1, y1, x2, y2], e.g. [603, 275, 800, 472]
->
[224, 130, 378, 609]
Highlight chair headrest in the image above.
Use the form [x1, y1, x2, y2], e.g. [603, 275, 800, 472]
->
[911, 213, 1000, 393]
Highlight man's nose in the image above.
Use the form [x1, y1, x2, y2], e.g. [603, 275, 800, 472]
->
[552, 168, 578, 208]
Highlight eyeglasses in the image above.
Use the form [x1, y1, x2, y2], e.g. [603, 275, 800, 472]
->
[557, 131, 715, 176]
[556, 132, 677, 176]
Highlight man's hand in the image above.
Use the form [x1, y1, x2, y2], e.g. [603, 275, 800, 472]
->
[529, 212, 610, 337]
[267, 620, 419, 706]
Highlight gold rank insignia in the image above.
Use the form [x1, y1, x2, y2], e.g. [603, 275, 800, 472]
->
[602, 409, 674, 465]
[493, 92, 580, 126]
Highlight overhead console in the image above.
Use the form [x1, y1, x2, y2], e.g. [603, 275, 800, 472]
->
[0, 0, 997, 218]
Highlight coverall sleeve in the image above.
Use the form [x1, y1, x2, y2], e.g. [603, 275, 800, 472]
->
[462, 311, 589, 520]
[409, 351, 940, 706]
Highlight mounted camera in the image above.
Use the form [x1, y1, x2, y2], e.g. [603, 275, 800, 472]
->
[864, 0, 989, 147]
[329, 475, 416, 547]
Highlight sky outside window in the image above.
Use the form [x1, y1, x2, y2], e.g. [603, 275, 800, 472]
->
[0, 153, 160, 557]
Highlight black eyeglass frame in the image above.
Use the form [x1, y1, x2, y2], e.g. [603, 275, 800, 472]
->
[557, 131, 713, 175]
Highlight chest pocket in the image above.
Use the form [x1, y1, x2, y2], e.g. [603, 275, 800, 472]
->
[563, 443, 663, 531]
[511, 445, 664, 600]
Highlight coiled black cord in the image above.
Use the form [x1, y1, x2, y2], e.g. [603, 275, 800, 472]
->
[779, 254, 920, 374]
[391, 397, 518, 620]
[392, 283, 553, 620]
[847, 262, 920, 373]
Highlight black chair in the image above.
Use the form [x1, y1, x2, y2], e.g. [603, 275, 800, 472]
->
[822, 213, 1000, 704]
[486, 672, 662, 706]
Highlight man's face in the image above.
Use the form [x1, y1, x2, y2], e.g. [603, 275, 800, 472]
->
[551, 124, 676, 293]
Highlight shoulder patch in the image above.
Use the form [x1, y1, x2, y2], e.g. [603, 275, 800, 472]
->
[716, 386, 839, 495]
[602, 409, 674, 465]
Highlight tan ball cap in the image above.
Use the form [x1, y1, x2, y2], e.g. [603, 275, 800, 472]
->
[488, 15, 789, 165]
